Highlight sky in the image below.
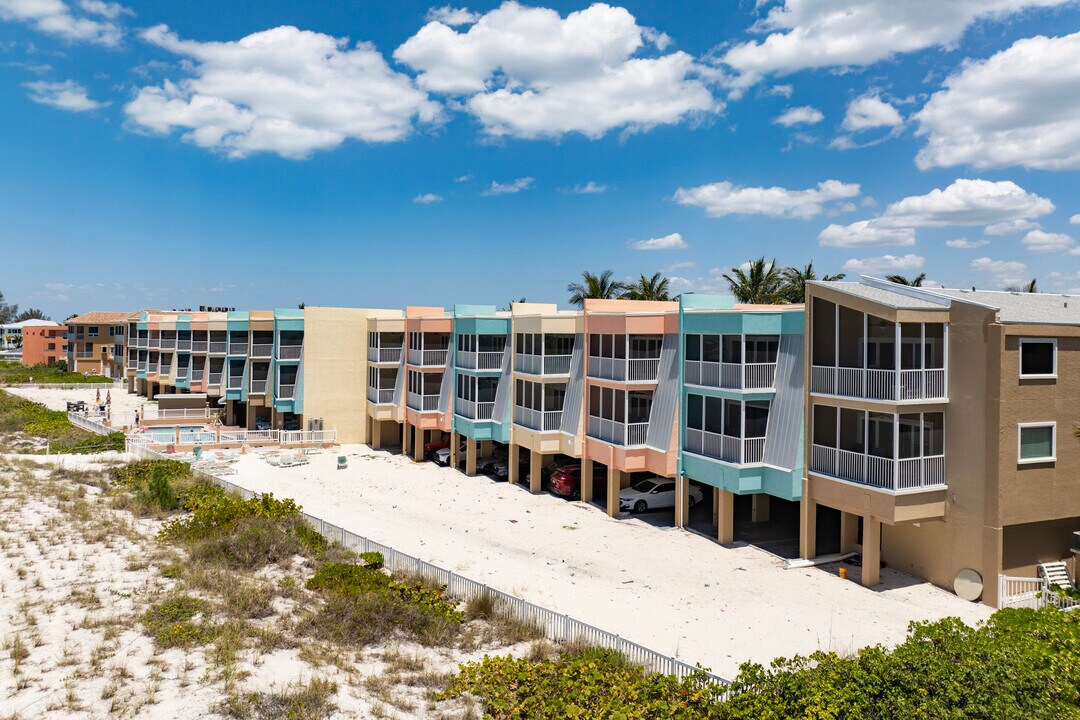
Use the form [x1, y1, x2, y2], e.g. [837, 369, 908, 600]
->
[1, 0, 1079, 319]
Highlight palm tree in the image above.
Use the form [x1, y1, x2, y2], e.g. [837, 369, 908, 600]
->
[885, 273, 927, 287]
[780, 262, 845, 303]
[567, 270, 626, 307]
[621, 273, 671, 301]
[1005, 279, 1038, 293]
[15, 308, 49, 321]
[723, 257, 785, 304]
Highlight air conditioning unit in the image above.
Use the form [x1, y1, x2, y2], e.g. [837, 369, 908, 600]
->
[307, 418, 323, 432]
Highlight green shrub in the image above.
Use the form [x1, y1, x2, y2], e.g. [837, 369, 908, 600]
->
[0, 361, 113, 384]
[188, 515, 306, 570]
[111, 460, 196, 515]
[159, 487, 301, 543]
[141, 595, 215, 648]
[307, 561, 462, 625]
[293, 523, 327, 554]
[359, 551, 384, 569]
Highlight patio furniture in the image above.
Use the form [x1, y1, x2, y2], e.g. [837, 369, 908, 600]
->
[337, 456, 348, 470]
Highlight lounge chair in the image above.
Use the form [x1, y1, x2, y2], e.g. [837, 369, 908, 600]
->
[337, 456, 348, 470]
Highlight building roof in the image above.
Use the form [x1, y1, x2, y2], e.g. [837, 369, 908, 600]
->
[1, 319, 60, 329]
[66, 311, 133, 324]
[928, 288, 1080, 325]
[811, 281, 946, 310]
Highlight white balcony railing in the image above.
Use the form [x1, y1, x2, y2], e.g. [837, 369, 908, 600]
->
[456, 398, 495, 421]
[811, 366, 946, 402]
[588, 356, 661, 383]
[810, 444, 946, 492]
[685, 361, 777, 390]
[229, 343, 248, 356]
[513, 406, 562, 432]
[191, 341, 208, 353]
[368, 347, 402, 363]
[209, 341, 227, 354]
[685, 429, 765, 464]
[408, 348, 449, 367]
[407, 392, 439, 412]
[278, 345, 303, 360]
[251, 344, 273, 358]
[367, 386, 395, 404]
[457, 350, 505, 371]
[587, 416, 649, 446]
[277, 383, 296, 399]
[250, 379, 268, 395]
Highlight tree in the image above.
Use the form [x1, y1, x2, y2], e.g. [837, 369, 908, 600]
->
[723, 258, 785, 304]
[567, 270, 627, 307]
[15, 308, 49, 321]
[1005, 279, 1038, 293]
[885, 273, 927, 287]
[780, 262, 845, 303]
[0, 291, 18, 325]
[621, 273, 671, 301]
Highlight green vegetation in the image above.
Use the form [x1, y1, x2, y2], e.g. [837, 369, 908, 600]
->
[307, 560, 462, 623]
[0, 389, 123, 453]
[141, 594, 215, 649]
[0, 360, 113, 384]
[445, 608, 1080, 719]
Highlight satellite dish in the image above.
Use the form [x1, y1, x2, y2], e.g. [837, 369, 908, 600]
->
[953, 568, 983, 602]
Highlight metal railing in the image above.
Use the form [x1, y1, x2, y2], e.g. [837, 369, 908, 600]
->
[685, 429, 765, 464]
[158, 407, 221, 420]
[278, 345, 303, 361]
[368, 386, 396, 404]
[456, 398, 495, 421]
[408, 348, 449, 367]
[810, 444, 946, 491]
[407, 392, 439, 412]
[810, 366, 947, 402]
[209, 341, 227, 354]
[518, 353, 574, 375]
[588, 356, 660, 383]
[369, 347, 402, 363]
[684, 361, 776, 391]
[999, 575, 1080, 611]
[68, 412, 114, 436]
[280, 429, 337, 445]
[587, 416, 649, 446]
[110, 450, 726, 688]
[457, 350, 505, 371]
[251, 343, 274, 358]
[277, 383, 296, 399]
[250, 379, 268, 395]
[513, 405, 563, 432]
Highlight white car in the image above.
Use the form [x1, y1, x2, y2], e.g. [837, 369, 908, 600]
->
[434, 441, 467, 466]
[619, 477, 704, 514]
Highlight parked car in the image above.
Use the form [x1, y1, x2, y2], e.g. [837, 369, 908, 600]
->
[549, 464, 606, 499]
[434, 440, 468, 466]
[255, 418, 271, 431]
[423, 437, 452, 462]
[619, 478, 703, 514]
[480, 457, 509, 479]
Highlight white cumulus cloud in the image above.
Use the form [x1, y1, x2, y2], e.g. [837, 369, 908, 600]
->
[413, 193, 443, 204]
[819, 221, 916, 248]
[841, 94, 902, 131]
[841, 254, 925, 275]
[946, 238, 989, 249]
[23, 79, 108, 111]
[425, 5, 479, 25]
[482, 177, 533, 195]
[1022, 229, 1076, 253]
[1070, 214, 1080, 224]
[674, 179, 859, 220]
[984, 218, 1040, 236]
[719, 0, 1070, 91]
[77, 0, 130, 18]
[394, 1, 720, 140]
[774, 105, 822, 126]
[125, 25, 442, 159]
[568, 181, 606, 194]
[970, 256, 1029, 287]
[915, 31, 1080, 171]
[627, 232, 687, 250]
[0, 0, 125, 45]
[769, 84, 793, 98]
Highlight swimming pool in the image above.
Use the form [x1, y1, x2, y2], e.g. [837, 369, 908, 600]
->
[141, 426, 214, 444]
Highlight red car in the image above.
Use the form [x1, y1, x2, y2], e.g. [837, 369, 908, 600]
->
[423, 437, 451, 460]
[549, 464, 605, 499]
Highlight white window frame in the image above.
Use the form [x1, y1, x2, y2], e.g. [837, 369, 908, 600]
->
[1017, 422, 1056, 465]
[87, 326, 99, 337]
[1018, 337, 1057, 379]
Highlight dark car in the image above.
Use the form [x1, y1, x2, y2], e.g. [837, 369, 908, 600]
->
[548, 464, 605, 499]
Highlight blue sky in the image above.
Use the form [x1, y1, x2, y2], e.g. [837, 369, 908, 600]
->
[2, 0, 1079, 319]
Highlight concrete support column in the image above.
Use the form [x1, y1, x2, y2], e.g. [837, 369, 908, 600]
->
[245, 409, 256, 431]
[480, 440, 492, 459]
[606, 469, 622, 517]
[508, 444, 520, 484]
[413, 424, 425, 462]
[402, 422, 412, 455]
[450, 431, 460, 470]
[840, 511, 859, 554]
[799, 494, 818, 560]
[862, 516, 881, 587]
[751, 494, 771, 523]
[371, 419, 382, 450]
[529, 450, 543, 493]
[581, 458, 594, 502]
[674, 475, 689, 528]
[466, 437, 477, 476]
[717, 489, 734, 544]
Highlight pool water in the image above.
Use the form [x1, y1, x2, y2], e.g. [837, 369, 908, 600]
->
[142, 426, 209, 443]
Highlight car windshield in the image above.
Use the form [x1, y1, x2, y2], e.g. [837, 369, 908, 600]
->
[631, 479, 657, 492]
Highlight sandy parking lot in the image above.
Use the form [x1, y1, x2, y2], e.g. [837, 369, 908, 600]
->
[225, 446, 992, 680]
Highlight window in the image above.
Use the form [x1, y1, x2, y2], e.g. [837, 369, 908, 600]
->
[1019, 338, 1056, 378]
[1018, 423, 1056, 464]
[87, 326, 98, 337]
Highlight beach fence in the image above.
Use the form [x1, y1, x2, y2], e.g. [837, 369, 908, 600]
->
[124, 443, 729, 686]
[68, 412, 115, 436]
[999, 575, 1080, 612]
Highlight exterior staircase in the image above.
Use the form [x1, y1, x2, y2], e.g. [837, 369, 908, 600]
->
[1039, 561, 1073, 589]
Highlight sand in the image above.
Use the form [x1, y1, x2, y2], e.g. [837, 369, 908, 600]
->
[223, 446, 993, 680]
[6, 385, 156, 429]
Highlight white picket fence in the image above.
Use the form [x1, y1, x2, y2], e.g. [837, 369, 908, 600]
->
[124, 444, 729, 688]
[998, 574, 1080, 611]
[125, 427, 337, 450]
[4, 381, 123, 390]
[68, 412, 115, 436]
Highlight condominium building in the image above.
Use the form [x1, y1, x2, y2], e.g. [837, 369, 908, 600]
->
[679, 294, 805, 544]
[801, 277, 1079, 605]
[402, 307, 453, 459]
[66, 312, 129, 377]
[19, 321, 66, 365]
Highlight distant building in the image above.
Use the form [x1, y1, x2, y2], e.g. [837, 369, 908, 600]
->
[66, 312, 130, 378]
[2, 319, 60, 353]
[20, 323, 67, 366]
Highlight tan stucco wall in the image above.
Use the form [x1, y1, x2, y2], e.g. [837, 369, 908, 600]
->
[302, 307, 370, 444]
[1003, 518, 1080, 579]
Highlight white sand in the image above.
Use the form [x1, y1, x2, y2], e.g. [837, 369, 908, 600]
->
[6, 385, 155, 429]
[225, 446, 992, 680]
